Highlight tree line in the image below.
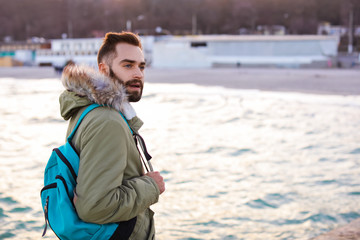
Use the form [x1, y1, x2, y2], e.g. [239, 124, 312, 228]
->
[0, 0, 359, 41]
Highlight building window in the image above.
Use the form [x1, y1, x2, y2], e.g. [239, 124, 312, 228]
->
[191, 42, 207, 47]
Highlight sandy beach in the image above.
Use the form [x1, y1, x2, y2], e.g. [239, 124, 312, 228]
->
[0, 66, 359, 96]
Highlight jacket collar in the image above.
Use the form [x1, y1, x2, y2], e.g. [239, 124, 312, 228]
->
[61, 64, 136, 120]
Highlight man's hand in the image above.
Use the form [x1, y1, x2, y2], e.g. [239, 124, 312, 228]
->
[145, 171, 165, 194]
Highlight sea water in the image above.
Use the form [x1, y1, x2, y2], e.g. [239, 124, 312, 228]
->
[0, 77, 359, 240]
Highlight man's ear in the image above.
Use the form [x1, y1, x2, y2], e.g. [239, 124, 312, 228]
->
[98, 62, 110, 76]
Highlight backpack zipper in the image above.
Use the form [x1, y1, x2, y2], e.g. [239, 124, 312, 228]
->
[54, 148, 77, 181]
[42, 196, 49, 237]
[40, 182, 57, 194]
[40, 183, 56, 237]
[55, 175, 72, 202]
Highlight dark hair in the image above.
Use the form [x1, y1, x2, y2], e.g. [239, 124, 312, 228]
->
[97, 32, 142, 65]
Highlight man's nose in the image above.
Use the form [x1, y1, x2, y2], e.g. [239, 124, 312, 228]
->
[133, 67, 144, 79]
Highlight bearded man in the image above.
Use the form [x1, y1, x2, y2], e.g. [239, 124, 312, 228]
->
[59, 32, 165, 239]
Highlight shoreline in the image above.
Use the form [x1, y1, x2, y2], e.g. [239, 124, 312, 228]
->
[145, 67, 360, 96]
[0, 66, 359, 96]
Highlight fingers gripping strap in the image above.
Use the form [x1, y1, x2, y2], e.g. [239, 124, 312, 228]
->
[67, 103, 101, 142]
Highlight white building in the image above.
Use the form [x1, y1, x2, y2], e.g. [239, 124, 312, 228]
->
[35, 35, 340, 69]
[35, 37, 155, 68]
[151, 35, 340, 68]
[35, 38, 103, 67]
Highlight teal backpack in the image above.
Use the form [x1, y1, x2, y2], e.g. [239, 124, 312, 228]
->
[40, 103, 137, 240]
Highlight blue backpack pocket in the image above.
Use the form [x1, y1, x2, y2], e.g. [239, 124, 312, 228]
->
[40, 147, 120, 240]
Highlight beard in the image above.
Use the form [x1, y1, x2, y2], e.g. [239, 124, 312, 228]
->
[109, 68, 143, 102]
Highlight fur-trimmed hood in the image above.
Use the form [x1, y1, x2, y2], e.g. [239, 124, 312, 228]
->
[60, 64, 137, 120]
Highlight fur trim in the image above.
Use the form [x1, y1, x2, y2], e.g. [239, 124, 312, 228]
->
[61, 64, 136, 119]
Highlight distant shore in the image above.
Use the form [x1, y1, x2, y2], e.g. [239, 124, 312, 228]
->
[0, 66, 359, 96]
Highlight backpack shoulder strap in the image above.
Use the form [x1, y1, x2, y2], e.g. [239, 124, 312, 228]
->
[66, 103, 133, 142]
[67, 103, 101, 142]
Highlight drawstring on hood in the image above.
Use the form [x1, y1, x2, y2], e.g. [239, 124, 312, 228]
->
[61, 64, 136, 120]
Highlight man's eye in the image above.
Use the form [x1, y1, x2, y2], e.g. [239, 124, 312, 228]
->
[124, 64, 132, 68]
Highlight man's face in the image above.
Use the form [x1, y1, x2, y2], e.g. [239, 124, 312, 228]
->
[106, 43, 145, 102]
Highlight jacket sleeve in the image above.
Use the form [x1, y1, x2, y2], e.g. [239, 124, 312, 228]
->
[73, 114, 160, 224]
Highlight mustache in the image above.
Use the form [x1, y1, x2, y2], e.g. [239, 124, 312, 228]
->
[109, 68, 143, 88]
[124, 79, 143, 88]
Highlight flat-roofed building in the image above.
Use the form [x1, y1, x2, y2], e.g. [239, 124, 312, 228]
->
[35, 37, 155, 68]
[151, 35, 340, 68]
[35, 38, 103, 67]
[0, 41, 50, 66]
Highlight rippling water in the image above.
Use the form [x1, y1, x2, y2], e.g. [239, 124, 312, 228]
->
[0, 77, 359, 240]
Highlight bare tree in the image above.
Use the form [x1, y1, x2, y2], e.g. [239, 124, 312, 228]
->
[0, 0, 359, 41]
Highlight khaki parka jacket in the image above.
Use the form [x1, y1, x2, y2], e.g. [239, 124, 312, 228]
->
[59, 65, 160, 240]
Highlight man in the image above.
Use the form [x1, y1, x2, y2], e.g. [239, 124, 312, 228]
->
[59, 32, 165, 239]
